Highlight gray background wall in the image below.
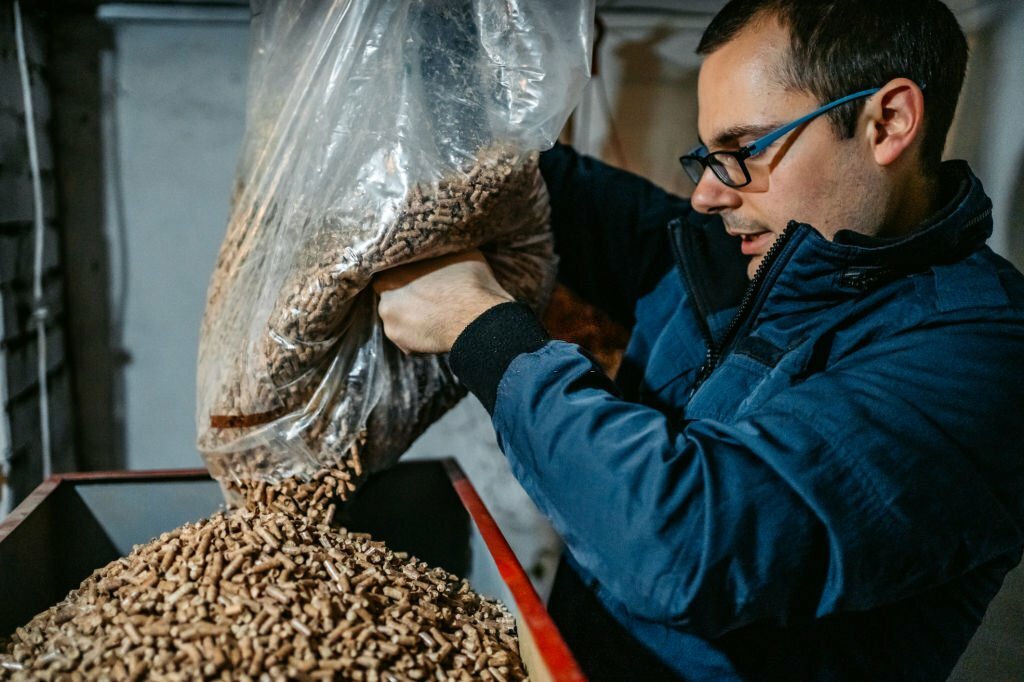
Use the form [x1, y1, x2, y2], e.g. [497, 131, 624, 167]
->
[100, 15, 248, 472]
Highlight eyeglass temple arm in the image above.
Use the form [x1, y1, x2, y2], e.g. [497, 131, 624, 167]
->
[745, 87, 881, 157]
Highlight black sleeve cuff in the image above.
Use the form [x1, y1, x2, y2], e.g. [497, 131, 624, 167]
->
[448, 301, 550, 414]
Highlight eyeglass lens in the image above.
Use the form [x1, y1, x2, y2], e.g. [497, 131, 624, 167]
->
[681, 157, 705, 185]
[682, 153, 749, 188]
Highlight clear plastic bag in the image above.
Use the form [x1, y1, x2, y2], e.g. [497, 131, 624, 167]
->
[196, 0, 595, 485]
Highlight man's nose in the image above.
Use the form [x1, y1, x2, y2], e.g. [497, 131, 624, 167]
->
[689, 167, 741, 215]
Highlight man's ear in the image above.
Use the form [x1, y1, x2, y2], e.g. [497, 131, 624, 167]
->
[864, 77, 926, 167]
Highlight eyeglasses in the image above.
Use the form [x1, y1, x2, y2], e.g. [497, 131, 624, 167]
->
[679, 87, 881, 188]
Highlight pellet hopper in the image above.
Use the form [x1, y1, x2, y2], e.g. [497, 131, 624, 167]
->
[0, 459, 585, 680]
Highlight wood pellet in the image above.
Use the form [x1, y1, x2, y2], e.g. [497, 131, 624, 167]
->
[0, 472, 528, 681]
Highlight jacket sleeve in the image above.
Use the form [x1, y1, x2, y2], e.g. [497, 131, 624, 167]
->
[539, 143, 692, 329]
[449, 303, 1024, 637]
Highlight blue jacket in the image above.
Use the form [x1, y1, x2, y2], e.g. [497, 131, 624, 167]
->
[448, 144, 1024, 680]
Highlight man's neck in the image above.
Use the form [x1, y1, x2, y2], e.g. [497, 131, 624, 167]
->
[879, 171, 940, 239]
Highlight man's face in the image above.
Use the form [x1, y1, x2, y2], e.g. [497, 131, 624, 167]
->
[692, 18, 880, 278]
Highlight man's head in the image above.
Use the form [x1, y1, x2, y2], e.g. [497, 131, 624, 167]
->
[690, 0, 968, 277]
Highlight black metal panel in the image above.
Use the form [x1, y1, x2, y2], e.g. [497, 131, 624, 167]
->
[0, 482, 119, 637]
[338, 460, 470, 578]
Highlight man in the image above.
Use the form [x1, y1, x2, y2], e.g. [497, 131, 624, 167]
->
[374, 0, 1024, 678]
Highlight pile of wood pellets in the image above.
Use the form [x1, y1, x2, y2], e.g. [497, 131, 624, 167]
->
[0, 470, 527, 681]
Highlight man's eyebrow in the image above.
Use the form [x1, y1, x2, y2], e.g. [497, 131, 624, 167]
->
[706, 122, 782, 150]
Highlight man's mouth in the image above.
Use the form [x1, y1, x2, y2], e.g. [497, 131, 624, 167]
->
[737, 231, 775, 256]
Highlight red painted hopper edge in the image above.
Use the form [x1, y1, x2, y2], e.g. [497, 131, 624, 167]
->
[0, 477, 61, 544]
[442, 459, 586, 681]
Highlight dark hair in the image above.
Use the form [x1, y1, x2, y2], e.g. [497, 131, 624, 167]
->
[697, 0, 968, 172]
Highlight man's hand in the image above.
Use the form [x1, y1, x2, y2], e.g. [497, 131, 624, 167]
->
[372, 250, 514, 354]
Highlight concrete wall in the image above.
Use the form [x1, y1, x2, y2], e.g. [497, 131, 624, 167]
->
[48, 13, 119, 473]
[98, 14, 249, 472]
[571, 12, 706, 195]
[946, 1, 1024, 268]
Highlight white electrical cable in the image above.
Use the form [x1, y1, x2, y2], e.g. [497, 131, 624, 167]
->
[0, 286, 11, 519]
[13, 0, 54, 481]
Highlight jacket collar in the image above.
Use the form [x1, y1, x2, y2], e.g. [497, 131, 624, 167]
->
[672, 160, 994, 322]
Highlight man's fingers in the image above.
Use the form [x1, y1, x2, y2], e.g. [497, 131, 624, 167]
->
[377, 294, 413, 355]
[372, 249, 485, 294]
[373, 264, 421, 293]
[371, 247, 505, 354]
[371, 271, 399, 294]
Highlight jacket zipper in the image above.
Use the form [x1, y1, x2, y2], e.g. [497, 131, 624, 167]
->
[672, 222, 717, 366]
[686, 221, 799, 395]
